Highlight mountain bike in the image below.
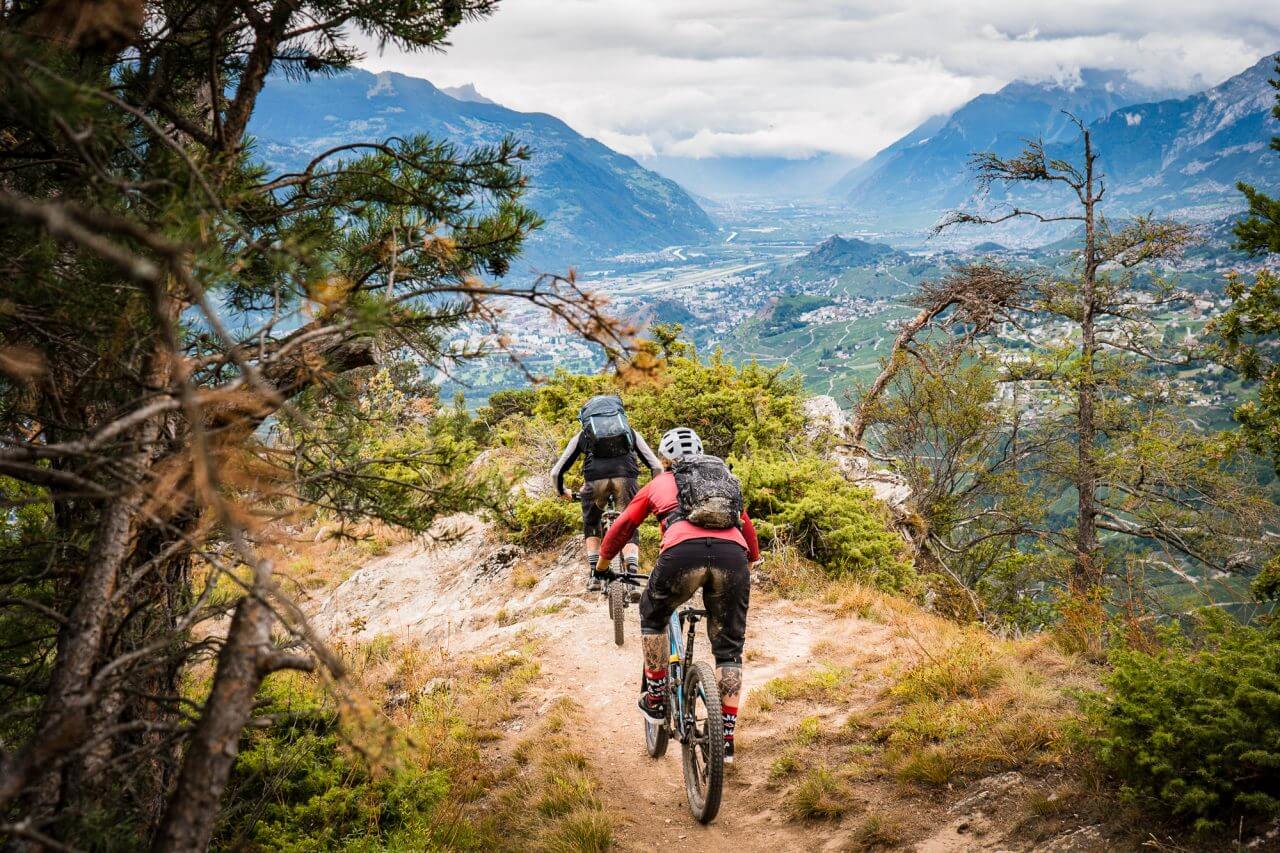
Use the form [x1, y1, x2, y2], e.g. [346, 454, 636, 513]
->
[598, 505, 640, 646]
[643, 604, 725, 824]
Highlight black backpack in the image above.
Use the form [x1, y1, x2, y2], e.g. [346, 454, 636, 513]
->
[666, 454, 743, 530]
[578, 395, 634, 459]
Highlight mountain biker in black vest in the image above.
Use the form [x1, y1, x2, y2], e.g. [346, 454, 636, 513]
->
[598, 426, 760, 764]
[550, 394, 662, 592]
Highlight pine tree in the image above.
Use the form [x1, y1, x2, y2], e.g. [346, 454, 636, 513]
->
[930, 120, 1274, 601]
[0, 1, 622, 847]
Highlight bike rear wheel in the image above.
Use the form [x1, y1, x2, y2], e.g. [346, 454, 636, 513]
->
[608, 580, 625, 646]
[644, 713, 669, 758]
[681, 661, 724, 823]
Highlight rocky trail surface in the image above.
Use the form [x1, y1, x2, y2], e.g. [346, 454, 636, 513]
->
[314, 516, 1107, 851]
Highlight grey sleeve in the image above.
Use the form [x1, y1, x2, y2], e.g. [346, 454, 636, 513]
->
[550, 431, 582, 494]
[633, 431, 662, 474]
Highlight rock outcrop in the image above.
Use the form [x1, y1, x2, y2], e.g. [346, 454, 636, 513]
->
[803, 395, 913, 514]
[312, 513, 587, 649]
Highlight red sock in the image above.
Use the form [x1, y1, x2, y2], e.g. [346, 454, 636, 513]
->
[723, 703, 738, 740]
[644, 668, 668, 694]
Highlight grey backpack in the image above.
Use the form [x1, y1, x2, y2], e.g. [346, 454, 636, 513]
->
[667, 455, 743, 530]
[578, 395, 634, 459]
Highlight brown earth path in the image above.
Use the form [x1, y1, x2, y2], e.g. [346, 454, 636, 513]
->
[314, 518, 1075, 852]
[535, 587, 868, 852]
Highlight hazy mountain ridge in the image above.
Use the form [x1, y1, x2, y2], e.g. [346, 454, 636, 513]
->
[250, 69, 716, 273]
[834, 69, 1185, 227]
[644, 152, 862, 200]
[1079, 55, 1280, 220]
[832, 59, 1280, 231]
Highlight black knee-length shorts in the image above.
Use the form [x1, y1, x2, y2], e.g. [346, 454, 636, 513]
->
[639, 537, 750, 667]
[580, 476, 639, 540]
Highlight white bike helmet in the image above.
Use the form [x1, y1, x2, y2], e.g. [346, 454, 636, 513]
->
[658, 427, 703, 461]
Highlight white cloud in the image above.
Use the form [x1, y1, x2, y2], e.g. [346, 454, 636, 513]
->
[354, 0, 1280, 159]
[1125, 112, 1144, 125]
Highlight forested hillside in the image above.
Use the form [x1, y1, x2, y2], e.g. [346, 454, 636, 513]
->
[252, 68, 717, 273]
[2, 0, 1280, 851]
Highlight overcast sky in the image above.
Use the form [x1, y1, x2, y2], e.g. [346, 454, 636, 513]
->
[355, 1, 1280, 161]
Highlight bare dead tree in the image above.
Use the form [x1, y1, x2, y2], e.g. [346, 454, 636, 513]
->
[848, 264, 1028, 444]
[929, 117, 1271, 596]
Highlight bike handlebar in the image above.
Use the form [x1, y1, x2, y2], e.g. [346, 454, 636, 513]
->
[598, 569, 649, 586]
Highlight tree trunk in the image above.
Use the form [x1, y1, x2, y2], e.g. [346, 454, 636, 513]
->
[151, 571, 311, 853]
[0, 318, 174, 813]
[1074, 128, 1102, 592]
[0, 464, 156, 811]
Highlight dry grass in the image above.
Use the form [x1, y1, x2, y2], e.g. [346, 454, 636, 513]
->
[868, 619, 1091, 788]
[512, 564, 540, 590]
[314, 637, 614, 851]
[786, 767, 854, 820]
[850, 811, 907, 850]
[740, 563, 1098, 844]
[749, 663, 853, 714]
[499, 698, 615, 851]
[769, 747, 804, 780]
[889, 630, 1006, 702]
[754, 542, 825, 599]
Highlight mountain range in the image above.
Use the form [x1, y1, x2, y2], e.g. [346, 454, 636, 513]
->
[836, 56, 1280, 231]
[250, 69, 716, 273]
[1082, 57, 1280, 221]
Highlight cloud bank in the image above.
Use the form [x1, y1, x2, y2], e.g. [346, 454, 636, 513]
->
[355, 0, 1280, 160]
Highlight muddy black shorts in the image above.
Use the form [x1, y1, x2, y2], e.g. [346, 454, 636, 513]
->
[580, 476, 639, 540]
[639, 537, 750, 667]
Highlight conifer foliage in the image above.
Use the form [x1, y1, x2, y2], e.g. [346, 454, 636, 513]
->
[0, 1, 621, 848]
[1086, 614, 1280, 835]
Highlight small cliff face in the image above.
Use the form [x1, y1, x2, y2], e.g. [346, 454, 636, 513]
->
[313, 514, 587, 647]
[803, 395, 913, 514]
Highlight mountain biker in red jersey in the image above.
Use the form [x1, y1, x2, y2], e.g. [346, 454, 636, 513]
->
[598, 426, 759, 764]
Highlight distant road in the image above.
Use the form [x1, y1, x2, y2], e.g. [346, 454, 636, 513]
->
[601, 259, 772, 295]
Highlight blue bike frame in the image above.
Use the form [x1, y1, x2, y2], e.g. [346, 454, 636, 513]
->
[665, 607, 708, 741]
[667, 610, 686, 727]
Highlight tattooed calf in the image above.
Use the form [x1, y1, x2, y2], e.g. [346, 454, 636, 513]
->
[642, 633, 666, 672]
[717, 664, 743, 698]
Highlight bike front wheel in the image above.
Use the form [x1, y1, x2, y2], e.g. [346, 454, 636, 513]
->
[681, 661, 724, 823]
[608, 581, 625, 646]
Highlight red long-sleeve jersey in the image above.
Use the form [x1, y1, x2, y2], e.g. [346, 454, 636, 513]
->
[599, 470, 760, 563]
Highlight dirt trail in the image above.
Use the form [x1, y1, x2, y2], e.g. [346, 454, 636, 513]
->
[315, 517, 1087, 852]
[315, 517, 894, 849]
[535, 584, 865, 852]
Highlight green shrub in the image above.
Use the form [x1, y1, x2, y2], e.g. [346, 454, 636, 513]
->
[735, 453, 914, 592]
[510, 496, 579, 547]
[215, 681, 454, 852]
[519, 349, 809, 459]
[1085, 613, 1280, 835]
